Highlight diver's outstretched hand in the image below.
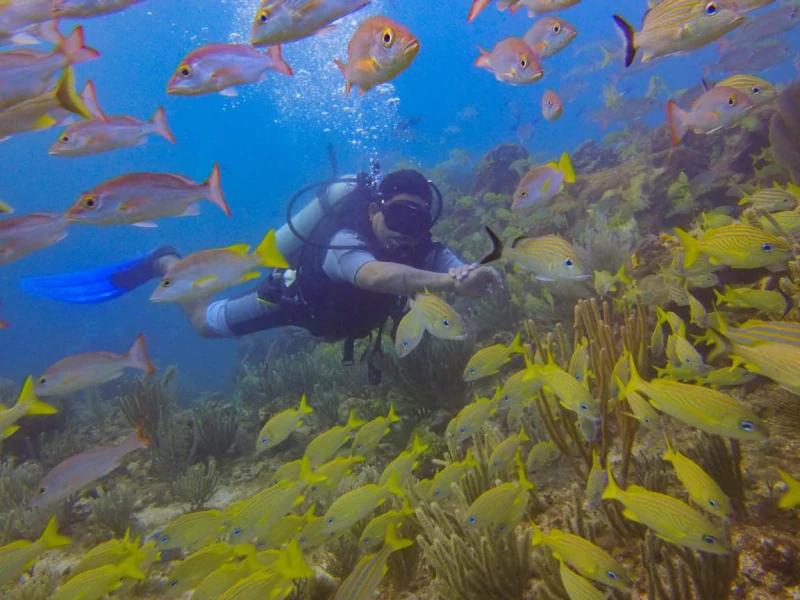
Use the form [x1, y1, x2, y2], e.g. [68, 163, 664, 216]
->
[451, 265, 502, 297]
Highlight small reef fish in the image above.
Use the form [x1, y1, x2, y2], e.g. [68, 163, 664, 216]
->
[409, 293, 468, 341]
[378, 433, 428, 487]
[513, 152, 575, 210]
[394, 309, 426, 358]
[667, 87, 753, 146]
[463, 456, 533, 533]
[738, 183, 800, 212]
[0, 211, 68, 266]
[156, 510, 232, 553]
[625, 354, 767, 440]
[447, 391, 499, 443]
[526, 440, 560, 472]
[707, 74, 777, 105]
[760, 210, 800, 237]
[151, 230, 288, 303]
[297, 513, 339, 550]
[0, 0, 52, 34]
[468, 0, 493, 22]
[623, 389, 662, 430]
[50, 561, 145, 600]
[499, 363, 544, 408]
[730, 342, 800, 395]
[253, 506, 316, 550]
[334, 523, 414, 600]
[309, 456, 365, 497]
[421, 447, 479, 502]
[530, 356, 600, 420]
[594, 263, 632, 296]
[218, 541, 313, 600]
[612, 1, 744, 67]
[506, 0, 583, 18]
[603, 467, 730, 554]
[666, 334, 706, 375]
[714, 286, 788, 319]
[777, 468, 800, 509]
[192, 562, 250, 600]
[321, 471, 405, 535]
[687, 289, 709, 328]
[256, 394, 313, 452]
[524, 18, 577, 59]
[167, 44, 292, 97]
[541, 90, 564, 122]
[674, 224, 791, 270]
[51, 0, 146, 18]
[0, 200, 12, 214]
[475, 38, 544, 85]
[35, 333, 155, 396]
[663, 435, 732, 520]
[305, 409, 365, 468]
[334, 16, 419, 97]
[50, 82, 176, 156]
[270, 459, 303, 485]
[0, 26, 99, 110]
[250, 0, 370, 46]
[70, 529, 137, 576]
[559, 561, 609, 600]
[358, 499, 414, 550]
[713, 318, 800, 349]
[463, 332, 526, 381]
[165, 542, 252, 595]
[585, 451, 607, 511]
[0, 516, 70, 586]
[531, 527, 631, 591]
[694, 366, 756, 388]
[0, 377, 57, 441]
[482, 227, 588, 282]
[351, 404, 400, 457]
[489, 426, 530, 475]
[30, 424, 151, 507]
[66, 164, 230, 226]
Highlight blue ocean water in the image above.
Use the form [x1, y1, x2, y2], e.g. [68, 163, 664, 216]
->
[0, 0, 797, 392]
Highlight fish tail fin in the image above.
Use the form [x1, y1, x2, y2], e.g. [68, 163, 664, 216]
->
[385, 522, 414, 552]
[79, 80, 107, 121]
[612, 15, 637, 67]
[277, 539, 314, 579]
[38, 516, 71, 549]
[254, 228, 289, 269]
[118, 558, 146, 581]
[480, 226, 504, 265]
[601, 466, 622, 501]
[150, 107, 176, 143]
[18, 377, 58, 416]
[625, 352, 643, 395]
[464, 447, 479, 468]
[59, 26, 99, 65]
[411, 433, 429, 456]
[267, 45, 293, 77]
[667, 100, 688, 146]
[516, 452, 534, 491]
[333, 59, 351, 97]
[346, 409, 366, 430]
[777, 468, 800, 509]
[518, 425, 530, 442]
[38, 19, 63, 45]
[509, 332, 525, 355]
[385, 471, 406, 498]
[673, 228, 699, 268]
[300, 454, 326, 485]
[203, 163, 231, 217]
[387, 404, 400, 423]
[474, 47, 490, 69]
[135, 423, 153, 447]
[558, 152, 576, 184]
[616, 262, 633, 285]
[530, 525, 547, 547]
[298, 394, 313, 415]
[126, 334, 155, 375]
[662, 432, 676, 462]
[468, 0, 487, 22]
[54, 67, 91, 119]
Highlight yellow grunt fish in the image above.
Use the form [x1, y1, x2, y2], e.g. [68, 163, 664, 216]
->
[623, 389, 662, 430]
[270, 459, 303, 486]
[0, 517, 70, 586]
[321, 471, 405, 535]
[482, 227, 589, 282]
[187, 562, 250, 600]
[156, 509, 231, 552]
[0, 376, 57, 441]
[256, 394, 313, 452]
[463, 332, 526, 381]
[69, 529, 135, 577]
[529, 356, 600, 420]
[358, 498, 415, 550]
[663, 435, 732, 520]
[713, 74, 777, 105]
[777, 468, 800, 510]
[559, 560, 609, 600]
[489, 426, 530, 476]
[251, 506, 316, 551]
[526, 440, 560, 472]
[50, 560, 145, 600]
[603, 467, 730, 554]
[394, 309, 426, 358]
[308, 456, 366, 498]
[738, 183, 800, 212]
[304, 409, 365, 468]
[585, 451, 608, 511]
[463, 455, 533, 533]
[759, 210, 800, 237]
[674, 225, 791, 270]
[378, 433, 428, 487]
[352, 404, 400, 457]
[594, 263, 632, 296]
[714, 286, 788, 319]
[730, 342, 800, 395]
[409, 292, 468, 341]
[446, 391, 499, 443]
[423, 447, 480, 503]
[165, 542, 251, 596]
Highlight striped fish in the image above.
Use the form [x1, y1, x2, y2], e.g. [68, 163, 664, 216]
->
[192, 563, 250, 600]
[481, 227, 589, 282]
[613, 0, 744, 66]
[728, 320, 800, 347]
[738, 184, 800, 212]
[626, 354, 767, 440]
[674, 224, 791, 270]
[0, 517, 70, 586]
[559, 561, 611, 600]
[50, 560, 145, 600]
[624, 389, 662, 430]
[731, 342, 800, 395]
[394, 309, 426, 358]
[711, 74, 777, 105]
[409, 293, 468, 341]
[714, 287, 788, 319]
[760, 210, 800, 236]
[334, 523, 413, 600]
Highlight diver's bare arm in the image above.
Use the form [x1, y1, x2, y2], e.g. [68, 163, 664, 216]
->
[154, 254, 221, 338]
[355, 261, 455, 296]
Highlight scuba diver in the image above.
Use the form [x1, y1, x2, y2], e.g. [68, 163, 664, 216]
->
[22, 167, 501, 382]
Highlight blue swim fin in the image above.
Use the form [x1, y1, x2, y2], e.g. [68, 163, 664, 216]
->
[20, 247, 180, 304]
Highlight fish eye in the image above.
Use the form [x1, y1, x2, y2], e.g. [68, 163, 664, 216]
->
[38, 377, 46, 385]
[553, 23, 561, 33]
[161, 279, 172, 288]
[39, 487, 46, 494]
[752, 86, 761, 94]
[233, 528, 242, 537]
[575, 375, 582, 381]
[469, 367, 476, 374]
[762, 243, 773, 252]
[727, 95, 736, 106]
[520, 190, 529, 197]
[327, 518, 334, 525]
[363, 537, 370, 545]
[459, 427, 466, 434]
[178, 64, 192, 78]
[60, 135, 70, 143]
[356, 443, 362, 449]
[709, 499, 719, 507]
[644, 417, 652, 424]
[160, 536, 169, 543]
[434, 489, 440, 496]
[82, 195, 98, 209]
[520, 55, 529, 69]
[442, 319, 451, 328]
[258, 10, 269, 23]
[402, 340, 409, 347]
[169, 580, 178, 588]
[565, 259, 574, 268]
[498, 524, 506, 532]
[299, 537, 306, 544]
[382, 28, 395, 47]
[703, 534, 716, 544]
[580, 403, 588, 411]
[310, 485, 317, 492]
[547, 100, 553, 107]
[607, 571, 618, 579]
[260, 436, 268, 444]
[706, 2, 718, 14]
[740, 420, 755, 432]
[468, 516, 477, 525]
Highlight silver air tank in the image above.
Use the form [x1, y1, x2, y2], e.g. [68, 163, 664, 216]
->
[274, 175, 358, 265]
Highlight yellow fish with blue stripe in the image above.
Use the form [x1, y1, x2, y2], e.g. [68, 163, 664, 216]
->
[270, 459, 303, 486]
[334, 523, 414, 600]
[463, 332, 526, 381]
[304, 409, 365, 467]
[379, 433, 428, 487]
[296, 513, 339, 550]
[70, 528, 135, 577]
[409, 292, 468, 340]
[463, 453, 533, 533]
[252, 505, 317, 551]
[559, 560, 610, 600]
[569, 339, 591, 384]
[192, 562, 251, 600]
[526, 440, 560, 472]
[489, 426, 530, 476]
[622, 389, 661, 430]
[157, 509, 231, 552]
[666, 334, 707, 376]
[602, 467, 730, 554]
[256, 394, 313, 452]
[777, 469, 800, 509]
[663, 435, 732, 520]
[352, 404, 400, 457]
[498, 363, 544, 409]
[674, 225, 790, 270]
[165, 542, 253, 596]
[395, 309, 427, 358]
[308, 455, 365, 498]
[322, 471, 405, 535]
[532, 526, 631, 591]
[585, 451, 607, 511]
[730, 341, 800, 395]
[420, 447, 479, 503]
[51, 559, 145, 600]
[359, 498, 415, 550]
[218, 540, 314, 600]
[529, 356, 600, 420]
[594, 262, 632, 296]
[714, 286, 788, 319]
[446, 390, 500, 443]
[0, 516, 70, 586]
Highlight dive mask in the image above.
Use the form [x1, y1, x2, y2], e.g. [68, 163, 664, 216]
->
[381, 200, 432, 238]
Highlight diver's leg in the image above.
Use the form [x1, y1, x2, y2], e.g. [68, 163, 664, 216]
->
[203, 276, 294, 338]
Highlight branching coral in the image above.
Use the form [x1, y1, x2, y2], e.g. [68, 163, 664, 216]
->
[90, 486, 135, 538]
[193, 402, 240, 461]
[150, 413, 198, 480]
[118, 366, 176, 438]
[691, 435, 746, 519]
[173, 459, 219, 510]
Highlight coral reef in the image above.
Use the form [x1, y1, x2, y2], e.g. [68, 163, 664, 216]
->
[193, 402, 240, 461]
[172, 459, 219, 510]
[118, 366, 176, 438]
[90, 486, 136, 538]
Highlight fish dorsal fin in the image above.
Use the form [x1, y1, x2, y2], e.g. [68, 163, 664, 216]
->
[226, 244, 250, 255]
[510, 235, 527, 249]
[290, 0, 324, 16]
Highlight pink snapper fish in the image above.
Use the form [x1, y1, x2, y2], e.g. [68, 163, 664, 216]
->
[167, 44, 293, 97]
[523, 17, 578, 58]
[504, 0, 583, 17]
[667, 86, 752, 146]
[51, 0, 146, 18]
[0, 212, 68, 266]
[250, 0, 371, 46]
[513, 152, 575, 210]
[35, 334, 155, 397]
[30, 424, 151, 507]
[66, 164, 230, 226]
[542, 90, 563, 122]
[50, 81, 175, 156]
[476, 38, 543, 85]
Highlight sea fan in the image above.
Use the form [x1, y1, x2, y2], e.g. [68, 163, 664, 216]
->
[769, 81, 800, 183]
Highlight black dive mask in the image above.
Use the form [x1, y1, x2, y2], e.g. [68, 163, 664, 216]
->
[381, 200, 432, 238]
